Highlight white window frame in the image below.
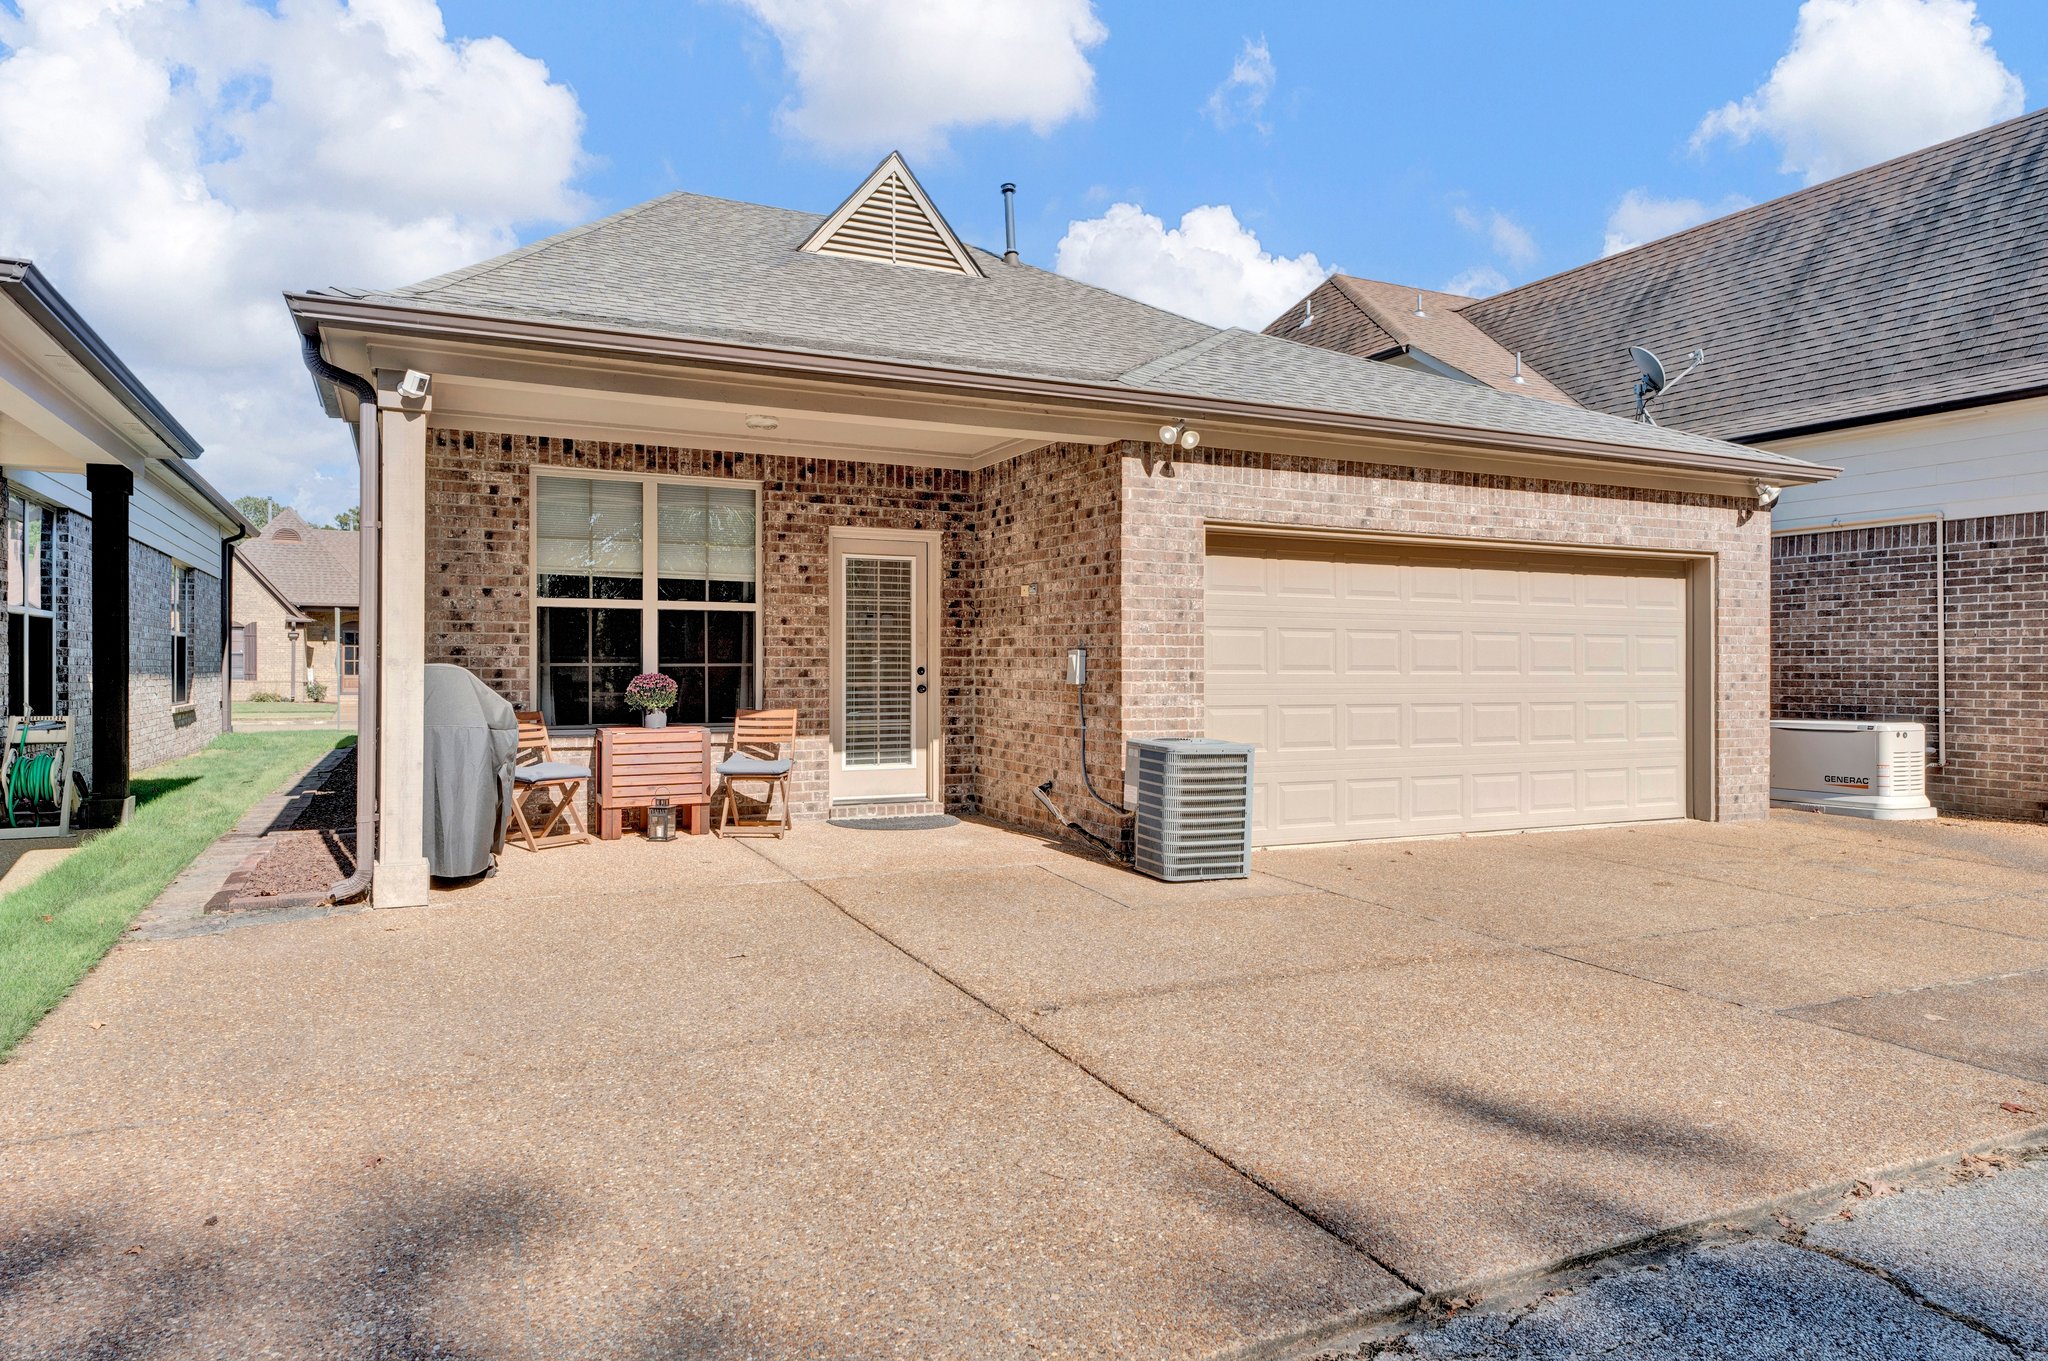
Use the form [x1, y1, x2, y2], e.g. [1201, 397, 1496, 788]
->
[5, 493, 57, 719]
[527, 467, 764, 731]
[170, 563, 196, 710]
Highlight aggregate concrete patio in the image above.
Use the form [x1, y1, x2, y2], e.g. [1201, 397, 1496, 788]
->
[3, 811, 2046, 1359]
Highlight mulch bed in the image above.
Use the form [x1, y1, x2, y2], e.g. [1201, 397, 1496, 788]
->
[211, 749, 357, 911]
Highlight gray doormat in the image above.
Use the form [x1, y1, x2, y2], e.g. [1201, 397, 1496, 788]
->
[828, 814, 961, 831]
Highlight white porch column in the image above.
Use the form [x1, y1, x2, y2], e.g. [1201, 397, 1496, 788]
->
[373, 370, 432, 907]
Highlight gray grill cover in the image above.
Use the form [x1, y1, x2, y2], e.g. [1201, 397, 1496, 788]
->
[423, 664, 518, 879]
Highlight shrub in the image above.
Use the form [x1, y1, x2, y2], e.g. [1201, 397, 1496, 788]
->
[304, 679, 328, 704]
[248, 690, 286, 703]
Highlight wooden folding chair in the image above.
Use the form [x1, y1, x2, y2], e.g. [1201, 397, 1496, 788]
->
[715, 708, 798, 838]
[509, 711, 593, 851]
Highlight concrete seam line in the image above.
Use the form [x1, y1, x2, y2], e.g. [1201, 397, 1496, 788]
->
[786, 867, 1429, 1298]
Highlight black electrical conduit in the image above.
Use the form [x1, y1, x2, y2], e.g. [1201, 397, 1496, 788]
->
[298, 332, 380, 904]
[1034, 662, 1130, 862]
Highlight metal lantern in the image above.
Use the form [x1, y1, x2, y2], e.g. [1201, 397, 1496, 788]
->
[646, 796, 677, 842]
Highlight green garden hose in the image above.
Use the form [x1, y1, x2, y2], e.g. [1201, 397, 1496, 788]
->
[6, 721, 64, 826]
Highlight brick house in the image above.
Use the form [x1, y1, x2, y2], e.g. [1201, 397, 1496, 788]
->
[0, 260, 248, 818]
[288, 154, 1827, 907]
[1269, 109, 2048, 820]
[231, 508, 358, 702]
[228, 548, 309, 700]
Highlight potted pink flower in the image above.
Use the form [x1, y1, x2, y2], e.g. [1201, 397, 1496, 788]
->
[624, 672, 678, 728]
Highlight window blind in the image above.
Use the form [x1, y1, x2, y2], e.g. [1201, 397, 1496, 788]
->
[842, 556, 914, 768]
[537, 476, 643, 578]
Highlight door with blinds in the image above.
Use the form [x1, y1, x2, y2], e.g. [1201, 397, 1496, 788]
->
[830, 531, 937, 803]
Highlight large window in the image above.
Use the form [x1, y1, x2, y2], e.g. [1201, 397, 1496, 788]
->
[171, 565, 196, 707]
[534, 473, 758, 727]
[6, 495, 55, 718]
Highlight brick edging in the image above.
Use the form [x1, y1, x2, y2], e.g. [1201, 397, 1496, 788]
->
[130, 742, 355, 940]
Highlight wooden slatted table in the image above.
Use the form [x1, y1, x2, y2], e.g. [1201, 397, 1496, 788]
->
[593, 724, 713, 839]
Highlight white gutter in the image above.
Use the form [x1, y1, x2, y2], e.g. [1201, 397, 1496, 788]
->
[1774, 511, 1947, 768]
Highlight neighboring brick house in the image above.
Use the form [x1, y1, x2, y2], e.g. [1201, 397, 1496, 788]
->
[0, 260, 247, 820]
[1269, 108, 2048, 821]
[228, 550, 309, 700]
[232, 508, 358, 701]
[289, 152, 1826, 907]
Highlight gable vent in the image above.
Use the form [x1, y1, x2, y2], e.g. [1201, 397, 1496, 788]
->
[801, 152, 983, 278]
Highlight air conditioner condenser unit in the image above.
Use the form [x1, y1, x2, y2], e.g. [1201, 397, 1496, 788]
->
[1769, 720, 1936, 820]
[1127, 737, 1254, 881]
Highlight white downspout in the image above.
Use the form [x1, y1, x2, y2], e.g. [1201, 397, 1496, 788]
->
[1773, 511, 1946, 768]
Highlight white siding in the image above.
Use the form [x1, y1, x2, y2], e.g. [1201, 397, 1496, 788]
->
[1769, 396, 2048, 529]
[6, 464, 226, 575]
[135, 466, 226, 575]
[5, 469, 90, 516]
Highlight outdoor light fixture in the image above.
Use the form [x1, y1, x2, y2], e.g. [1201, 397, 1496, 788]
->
[1158, 419, 1200, 451]
[647, 796, 677, 842]
[1752, 481, 1784, 510]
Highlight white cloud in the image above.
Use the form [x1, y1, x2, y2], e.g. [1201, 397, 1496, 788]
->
[734, 0, 1106, 158]
[0, 0, 589, 521]
[1451, 205, 1538, 268]
[1443, 266, 1509, 299]
[1694, 0, 2023, 184]
[1602, 189, 1753, 256]
[1203, 36, 1275, 133]
[1053, 203, 1329, 331]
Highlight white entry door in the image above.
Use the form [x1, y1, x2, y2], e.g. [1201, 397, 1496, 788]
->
[831, 531, 937, 802]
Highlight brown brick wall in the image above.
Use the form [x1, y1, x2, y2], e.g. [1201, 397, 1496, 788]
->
[968, 442, 1124, 833]
[424, 429, 976, 821]
[424, 425, 1774, 831]
[229, 559, 301, 699]
[1773, 511, 2048, 820]
[1118, 442, 1775, 823]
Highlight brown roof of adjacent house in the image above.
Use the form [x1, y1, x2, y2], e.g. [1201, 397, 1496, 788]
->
[1457, 108, 2048, 440]
[237, 507, 358, 608]
[232, 551, 312, 624]
[1268, 277, 1577, 407]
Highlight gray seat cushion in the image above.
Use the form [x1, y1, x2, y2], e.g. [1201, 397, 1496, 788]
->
[515, 760, 590, 784]
[717, 754, 793, 777]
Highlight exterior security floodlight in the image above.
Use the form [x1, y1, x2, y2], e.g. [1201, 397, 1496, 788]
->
[1158, 419, 1200, 451]
[1753, 481, 1783, 510]
[396, 369, 432, 400]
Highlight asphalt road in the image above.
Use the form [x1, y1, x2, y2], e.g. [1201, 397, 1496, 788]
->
[1352, 1154, 2047, 1360]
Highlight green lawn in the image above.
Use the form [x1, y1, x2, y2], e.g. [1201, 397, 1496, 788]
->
[233, 701, 338, 720]
[0, 730, 350, 1058]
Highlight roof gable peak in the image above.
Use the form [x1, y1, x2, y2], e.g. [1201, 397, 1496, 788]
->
[800, 152, 984, 277]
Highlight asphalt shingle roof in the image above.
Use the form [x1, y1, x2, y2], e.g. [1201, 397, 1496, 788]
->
[332, 185, 1811, 470]
[238, 508, 359, 608]
[1457, 108, 2048, 440]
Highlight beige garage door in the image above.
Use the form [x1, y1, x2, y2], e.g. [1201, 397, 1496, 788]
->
[1205, 535, 1691, 846]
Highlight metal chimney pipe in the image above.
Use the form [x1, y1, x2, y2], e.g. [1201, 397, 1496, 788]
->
[1001, 182, 1019, 264]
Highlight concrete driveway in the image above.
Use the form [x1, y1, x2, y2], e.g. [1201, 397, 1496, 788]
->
[2, 812, 2045, 1359]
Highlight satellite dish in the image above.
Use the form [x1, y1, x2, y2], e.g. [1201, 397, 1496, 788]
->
[1630, 346, 1668, 394]
[1628, 344, 1705, 424]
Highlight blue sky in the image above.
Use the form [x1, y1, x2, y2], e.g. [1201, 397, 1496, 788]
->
[2, 0, 2041, 517]
[443, 0, 2048, 297]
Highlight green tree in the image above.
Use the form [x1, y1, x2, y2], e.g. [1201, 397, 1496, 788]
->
[234, 495, 285, 529]
[330, 506, 361, 531]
